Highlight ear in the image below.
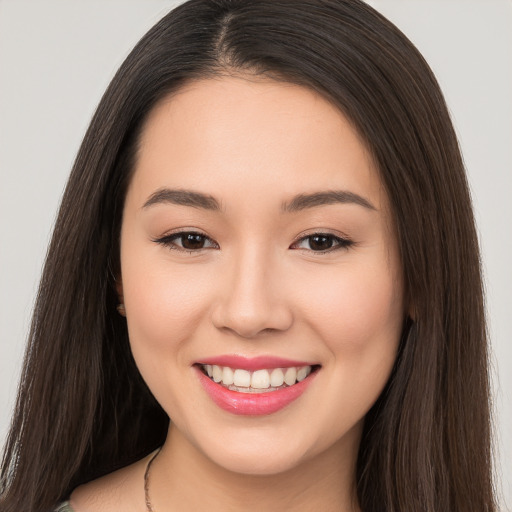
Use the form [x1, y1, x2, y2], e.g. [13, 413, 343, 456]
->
[115, 277, 126, 317]
[115, 277, 124, 304]
[403, 287, 416, 322]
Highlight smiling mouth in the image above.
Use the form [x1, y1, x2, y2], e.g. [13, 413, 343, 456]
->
[198, 364, 320, 393]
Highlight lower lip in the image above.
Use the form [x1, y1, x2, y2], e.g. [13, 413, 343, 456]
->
[195, 366, 318, 416]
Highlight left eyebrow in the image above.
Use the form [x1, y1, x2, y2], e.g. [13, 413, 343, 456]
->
[142, 188, 222, 211]
[281, 190, 377, 212]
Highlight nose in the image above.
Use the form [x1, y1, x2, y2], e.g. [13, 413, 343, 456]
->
[211, 246, 293, 338]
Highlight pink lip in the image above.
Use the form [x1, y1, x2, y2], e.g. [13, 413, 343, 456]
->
[195, 366, 318, 416]
[196, 355, 314, 371]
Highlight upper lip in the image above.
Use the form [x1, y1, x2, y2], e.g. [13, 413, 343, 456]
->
[195, 355, 318, 371]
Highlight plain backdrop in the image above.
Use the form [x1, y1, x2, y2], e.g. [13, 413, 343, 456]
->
[0, 0, 511, 509]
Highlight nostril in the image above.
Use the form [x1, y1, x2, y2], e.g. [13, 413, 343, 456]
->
[211, 303, 294, 339]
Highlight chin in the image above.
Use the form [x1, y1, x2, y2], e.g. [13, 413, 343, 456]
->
[207, 447, 307, 476]
[189, 424, 324, 477]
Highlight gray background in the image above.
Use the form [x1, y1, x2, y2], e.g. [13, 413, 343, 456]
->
[0, 0, 510, 508]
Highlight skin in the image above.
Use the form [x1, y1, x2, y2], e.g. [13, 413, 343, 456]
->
[71, 76, 405, 511]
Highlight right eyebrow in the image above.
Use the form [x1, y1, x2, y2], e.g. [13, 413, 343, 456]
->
[142, 188, 222, 211]
[282, 190, 376, 213]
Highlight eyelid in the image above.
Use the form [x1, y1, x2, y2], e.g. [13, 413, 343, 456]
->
[152, 228, 354, 254]
[152, 229, 219, 252]
[290, 230, 354, 253]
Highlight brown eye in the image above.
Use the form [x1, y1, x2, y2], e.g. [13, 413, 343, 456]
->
[180, 233, 208, 250]
[308, 235, 335, 251]
[153, 231, 218, 252]
[291, 233, 353, 253]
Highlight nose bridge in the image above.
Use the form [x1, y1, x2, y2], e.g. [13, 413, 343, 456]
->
[212, 242, 292, 338]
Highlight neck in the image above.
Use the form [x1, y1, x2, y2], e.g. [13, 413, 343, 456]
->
[149, 424, 361, 512]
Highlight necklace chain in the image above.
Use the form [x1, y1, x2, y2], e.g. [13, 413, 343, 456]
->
[144, 448, 161, 512]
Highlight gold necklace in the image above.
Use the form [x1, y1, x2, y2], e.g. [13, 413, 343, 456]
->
[144, 448, 162, 512]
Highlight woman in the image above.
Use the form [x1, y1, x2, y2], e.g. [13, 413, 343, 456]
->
[0, 1, 496, 511]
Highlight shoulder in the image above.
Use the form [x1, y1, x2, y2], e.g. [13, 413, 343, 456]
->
[68, 453, 153, 512]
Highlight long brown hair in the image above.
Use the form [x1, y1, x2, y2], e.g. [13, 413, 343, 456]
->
[0, 1, 496, 510]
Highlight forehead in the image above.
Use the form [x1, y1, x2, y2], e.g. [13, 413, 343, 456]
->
[130, 76, 385, 211]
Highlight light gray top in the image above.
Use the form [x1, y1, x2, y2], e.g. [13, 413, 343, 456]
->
[55, 502, 74, 512]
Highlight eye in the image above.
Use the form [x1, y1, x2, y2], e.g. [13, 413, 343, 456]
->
[290, 233, 353, 253]
[153, 231, 218, 252]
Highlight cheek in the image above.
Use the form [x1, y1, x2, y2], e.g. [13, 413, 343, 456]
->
[120, 242, 214, 366]
[297, 258, 403, 359]
[296, 260, 403, 436]
[120, 252, 218, 418]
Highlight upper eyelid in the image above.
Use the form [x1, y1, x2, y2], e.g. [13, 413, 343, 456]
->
[152, 232, 219, 255]
[154, 229, 349, 240]
[292, 229, 352, 243]
[153, 228, 212, 241]
[155, 231, 217, 245]
[289, 232, 355, 255]
[153, 229, 353, 250]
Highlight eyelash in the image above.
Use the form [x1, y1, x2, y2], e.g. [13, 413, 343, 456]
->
[153, 231, 219, 254]
[153, 230, 354, 254]
[290, 232, 354, 253]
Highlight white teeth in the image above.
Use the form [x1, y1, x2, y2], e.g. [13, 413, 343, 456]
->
[251, 369, 270, 389]
[222, 366, 234, 386]
[297, 366, 310, 382]
[270, 368, 284, 387]
[202, 364, 314, 391]
[227, 385, 281, 393]
[284, 367, 297, 386]
[233, 369, 251, 387]
[212, 365, 222, 383]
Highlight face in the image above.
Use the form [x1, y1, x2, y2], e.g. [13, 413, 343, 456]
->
[119, 76, 404, 476]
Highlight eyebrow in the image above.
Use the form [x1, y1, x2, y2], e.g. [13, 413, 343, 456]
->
[281, 190, 376, 212]
[142, 188, 376, 213]
[143, 188, 222, 210]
